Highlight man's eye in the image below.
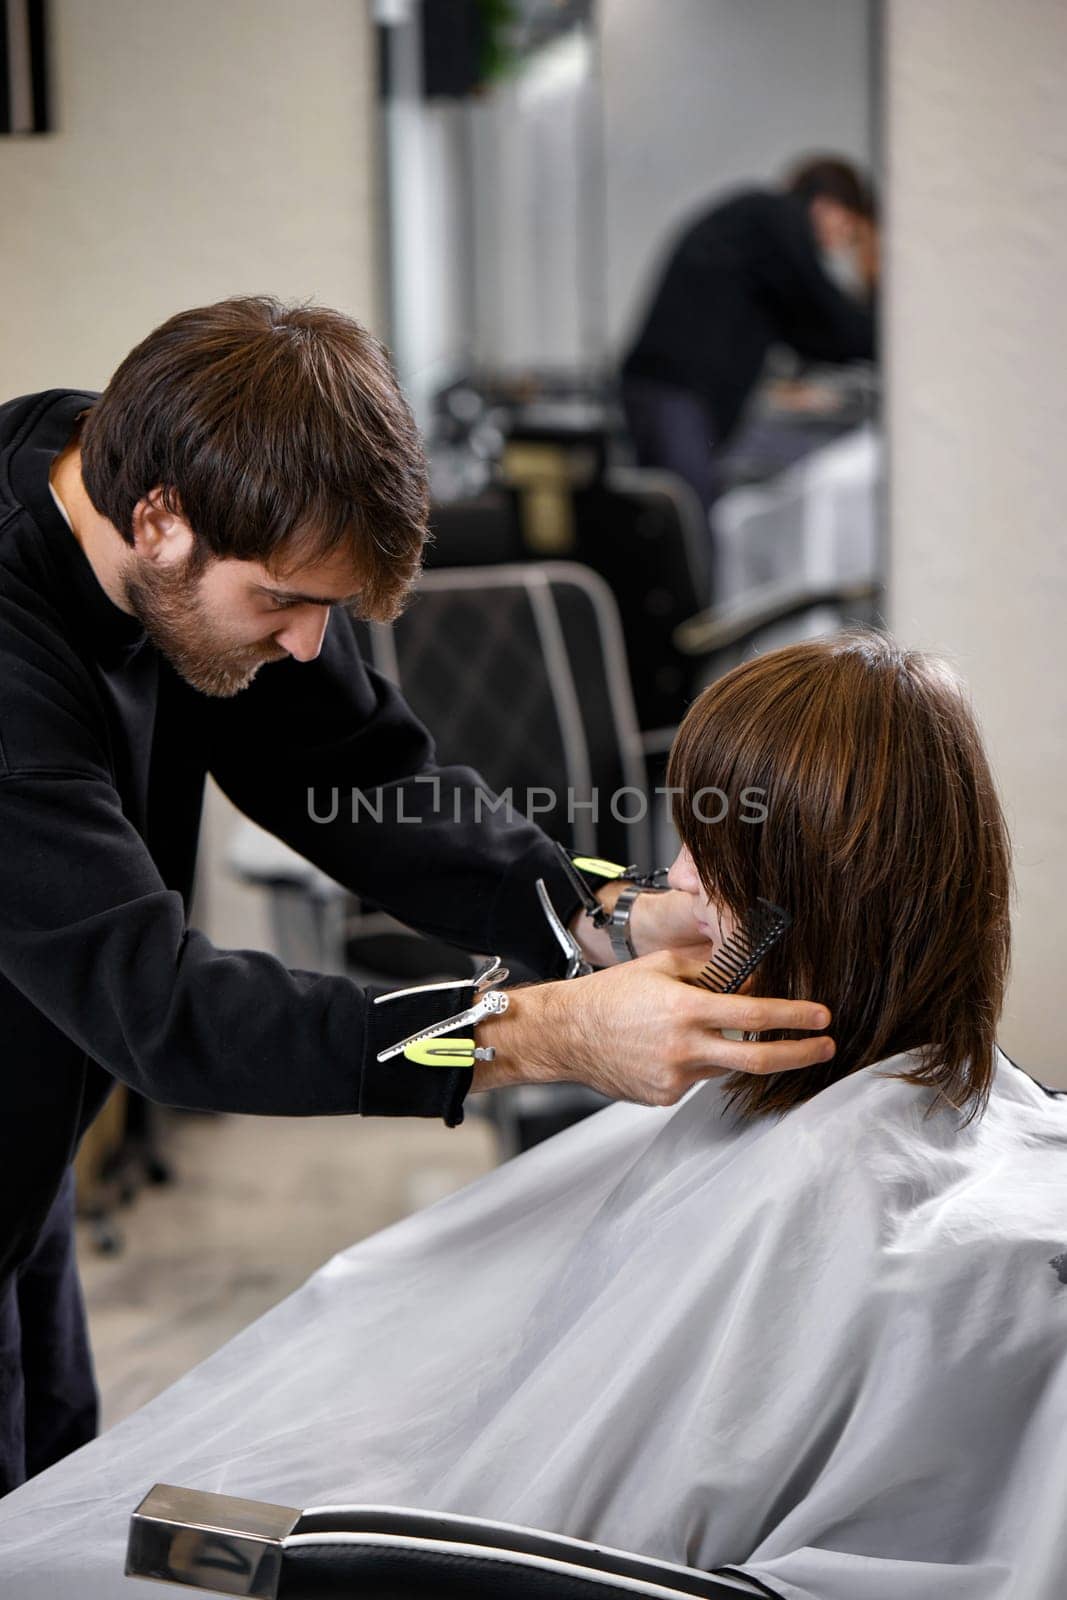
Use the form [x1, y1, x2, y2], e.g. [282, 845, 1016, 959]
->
[267, 597, 298, 611]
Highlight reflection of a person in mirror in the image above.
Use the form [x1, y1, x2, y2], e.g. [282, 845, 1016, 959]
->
[620, 156, 879, 522]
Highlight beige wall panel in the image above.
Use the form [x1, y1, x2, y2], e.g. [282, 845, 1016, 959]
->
[887, 0, 1067, 1078]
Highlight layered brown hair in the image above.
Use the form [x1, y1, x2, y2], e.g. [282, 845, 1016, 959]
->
[668, 633, 1012, 1120]
[80, 297, 428, 620]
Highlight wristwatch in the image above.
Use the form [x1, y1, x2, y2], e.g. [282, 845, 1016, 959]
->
[551, 843, 671, 966]
[606, 885, 644, 963]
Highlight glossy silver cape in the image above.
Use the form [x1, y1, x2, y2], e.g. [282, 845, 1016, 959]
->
[2, 1049, 1066, 1599]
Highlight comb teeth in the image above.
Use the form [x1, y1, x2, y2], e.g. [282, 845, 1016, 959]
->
[696, 899, 791, 995]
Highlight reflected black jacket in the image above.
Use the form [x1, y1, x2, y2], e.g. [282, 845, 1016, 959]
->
[621, 189, 877, 442]
[0, 390, 582, 1283]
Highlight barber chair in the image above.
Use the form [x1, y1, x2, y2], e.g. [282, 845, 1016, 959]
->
[427, 460, 713, 739]
[427, 490, 524, 567]
[126, 1484, 776, 1599]
[426, 425, 882, 742]
[355, 560, 651, 869]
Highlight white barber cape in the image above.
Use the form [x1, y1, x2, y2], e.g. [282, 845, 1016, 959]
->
[2, 1048, 1066, 1600]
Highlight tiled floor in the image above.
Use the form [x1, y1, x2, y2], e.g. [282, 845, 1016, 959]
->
[76, 1105, 498, 1429]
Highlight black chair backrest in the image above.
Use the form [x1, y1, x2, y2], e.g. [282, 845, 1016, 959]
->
[425, 467, 711, 737]
[127, 1485, 778, 1600]
[358, 563, 650, 868]
[427, 491, 524, 566]
[571, 467, 710, 735]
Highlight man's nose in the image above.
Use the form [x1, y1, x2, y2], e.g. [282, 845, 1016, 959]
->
[276, 607, 330, 663]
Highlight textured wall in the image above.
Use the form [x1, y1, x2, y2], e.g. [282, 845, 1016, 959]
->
[0, 0, 380, 393]
[887, 0, 1067, 1079]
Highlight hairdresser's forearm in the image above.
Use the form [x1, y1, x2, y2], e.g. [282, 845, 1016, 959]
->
[472, 983, 572, 1092]
[472, 956, 836, 1107]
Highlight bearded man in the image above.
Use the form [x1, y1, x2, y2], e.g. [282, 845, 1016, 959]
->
[0, 297, 834, 1496]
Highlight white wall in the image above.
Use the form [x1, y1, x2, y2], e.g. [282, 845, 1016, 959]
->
[887, 0, 1067, 1081]
[0, 0, 381, 392]
[0, 0, 382, 950]
[600, 0, 875, 353]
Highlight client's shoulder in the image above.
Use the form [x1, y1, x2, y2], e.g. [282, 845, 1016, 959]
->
[776, 1050, 1067, 1264]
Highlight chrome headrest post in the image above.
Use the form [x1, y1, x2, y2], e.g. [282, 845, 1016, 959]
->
[126, 1484, 300, 1598]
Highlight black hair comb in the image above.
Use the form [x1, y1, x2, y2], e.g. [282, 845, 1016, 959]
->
[696, 899, 792, 994]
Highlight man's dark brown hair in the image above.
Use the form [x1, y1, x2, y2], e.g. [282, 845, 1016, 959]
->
[80, 297, 428, 620]
[785, 154, 878, 220]
[668, 632, 1012, 1121]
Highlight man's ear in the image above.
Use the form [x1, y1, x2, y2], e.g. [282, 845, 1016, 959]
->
[130, 487, 196, 566]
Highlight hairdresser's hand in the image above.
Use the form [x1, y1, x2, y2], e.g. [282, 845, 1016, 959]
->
[472, 951, 835, 1108]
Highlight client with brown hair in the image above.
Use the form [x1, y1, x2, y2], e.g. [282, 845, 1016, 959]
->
[666, 630, 1011, 1119]
[1, 634, 1064, 1600]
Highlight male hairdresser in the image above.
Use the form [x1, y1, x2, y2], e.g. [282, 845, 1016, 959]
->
[0, 298, 834, 1495]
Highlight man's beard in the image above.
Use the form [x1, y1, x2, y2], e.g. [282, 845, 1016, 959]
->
[122, 554, 286, 698]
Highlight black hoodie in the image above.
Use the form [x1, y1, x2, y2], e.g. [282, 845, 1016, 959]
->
[0, 389, 579, 1284]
